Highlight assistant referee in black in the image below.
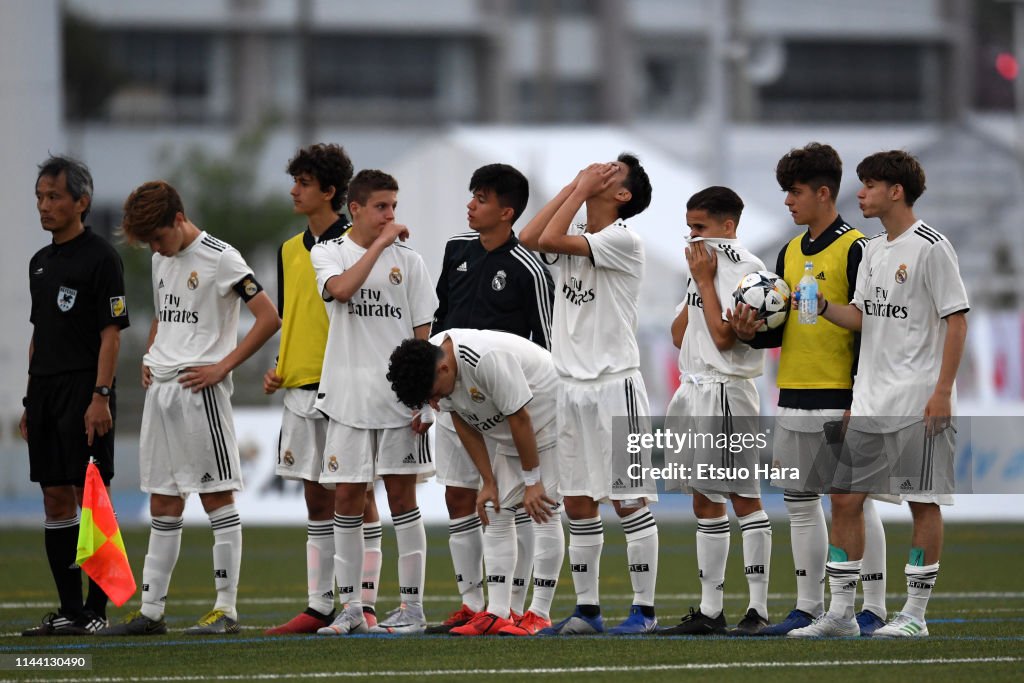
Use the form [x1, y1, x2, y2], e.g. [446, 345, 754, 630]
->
[20, 155, 130, 636]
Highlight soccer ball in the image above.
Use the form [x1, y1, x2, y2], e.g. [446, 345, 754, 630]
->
[732, 270, 791, 332]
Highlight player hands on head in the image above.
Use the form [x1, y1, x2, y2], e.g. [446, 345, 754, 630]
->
[516, 153, 660, 636]
[388, 330, 565, 637]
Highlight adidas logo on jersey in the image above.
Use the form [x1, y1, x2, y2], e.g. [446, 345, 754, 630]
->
[816, 271, 826, 280]
[201, 473, 214, 483]
[612, 478, 625, 489]
[402, 454, 416, 464]
[899, 479, 914, 491]
[456, 261, 468, 272]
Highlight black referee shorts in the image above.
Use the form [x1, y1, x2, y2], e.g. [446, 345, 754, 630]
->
[26, 371, 115, 487]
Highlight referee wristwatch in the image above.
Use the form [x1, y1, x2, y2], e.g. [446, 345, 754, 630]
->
[94, 385, 111, 398]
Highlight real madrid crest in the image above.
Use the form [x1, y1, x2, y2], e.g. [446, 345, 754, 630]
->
[469, 387, 486, 403]
[243, 277, 257, 296]
[283, 450, 295, 467]
[328, 455, 339, 472]
[895, 263, 908, 284]
[187, 271, 200, 290]
[389, 267, 403, 285]
[491, 269, 507, 291]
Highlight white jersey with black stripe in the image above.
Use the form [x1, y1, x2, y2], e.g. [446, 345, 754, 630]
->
[677, 237, 765, 380]
[144, 232, 257, 378]
[433, 328, 559, 456]
[851, 221, 969, 431]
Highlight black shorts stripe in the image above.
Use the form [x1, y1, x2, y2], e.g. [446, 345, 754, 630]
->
[921, 431, 934, 491]
[720, 385, 735, 469]
[624, 376, 643, 485]
[419, 433, 432, 464]
[201, 387, 231, 481]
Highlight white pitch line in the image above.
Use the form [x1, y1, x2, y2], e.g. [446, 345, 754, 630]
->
[4, 590, 1022, 611]
[0, 656, 1019, 683]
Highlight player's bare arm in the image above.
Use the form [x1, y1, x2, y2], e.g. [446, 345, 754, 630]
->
[180, 291, 281, 393]
[506, 407, 555, 523]
[84, 324, 120, 446]
[518, 172, 580, 251]
[452, 411, 500, 525]
[687, 243, 736, 351]
[141, 318, 158, 388]
[818, 293, 863, 331]
[924, 310, 967, 435]
[538, 164, 616, 257]
[726, 303, 761, 341]
[670, 305, 689, 349]
[322, 222, 410, 302]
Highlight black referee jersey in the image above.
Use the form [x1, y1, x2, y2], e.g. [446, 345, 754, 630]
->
[28, 226, 130, 376]
[431, 231, 554, 348]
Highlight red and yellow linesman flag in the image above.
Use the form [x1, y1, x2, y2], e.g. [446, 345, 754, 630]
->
[76, 460, 136, 606]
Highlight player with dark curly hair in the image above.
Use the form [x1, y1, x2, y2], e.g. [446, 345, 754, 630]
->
[387, 338, 442, 410]
[387, 329, 562, 636]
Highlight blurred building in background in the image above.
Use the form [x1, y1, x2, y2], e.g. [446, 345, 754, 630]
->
[2, 0, 1023, 512]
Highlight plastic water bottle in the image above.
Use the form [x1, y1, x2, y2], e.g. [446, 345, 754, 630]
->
[798, 261, 818, 324]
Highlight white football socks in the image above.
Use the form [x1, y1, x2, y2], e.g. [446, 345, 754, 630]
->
[140, 515, 183, 621]
[306, 519, 335, 614]
[739, 509, 772, 619]
[393, 507, 426, 614]
[448, 513, 485, 612]
[784, 492, 826, 616]
[621, 507, 658, 607]
[568, 516, 603, 607]
[510, 509, 535, 615]
[696, 515, 730, 618]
